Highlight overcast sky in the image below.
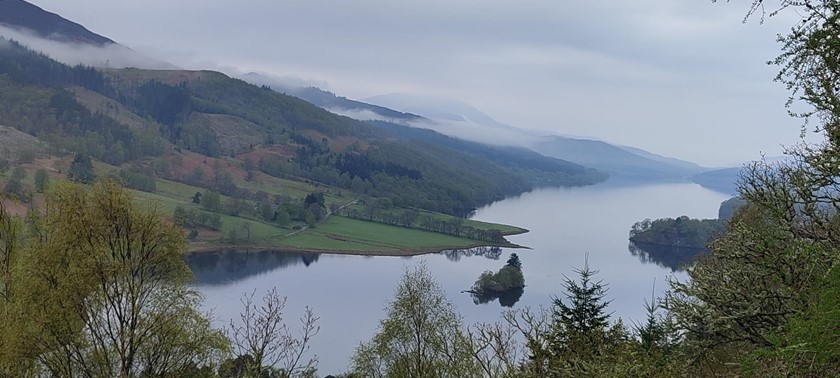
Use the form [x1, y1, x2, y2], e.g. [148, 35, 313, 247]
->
[25, 0, 807, 166]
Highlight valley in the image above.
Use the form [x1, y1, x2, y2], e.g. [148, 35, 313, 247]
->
[4, 1, 818, 376]
[0, 38, 554, 255]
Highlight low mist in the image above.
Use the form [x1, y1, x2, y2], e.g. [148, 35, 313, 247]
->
[404, 118, 539, 148]
[0, 25, 175, 69]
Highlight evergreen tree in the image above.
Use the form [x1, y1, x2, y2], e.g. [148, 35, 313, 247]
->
[68, 153, 95, 184]
[506, 253, 522, 269]
[551, 257, 611, 353]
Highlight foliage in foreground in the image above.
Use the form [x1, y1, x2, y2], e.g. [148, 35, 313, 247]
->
[0, 181, 226, 376]
[0, 181, 320, 377]
[350, 259, 681, 378]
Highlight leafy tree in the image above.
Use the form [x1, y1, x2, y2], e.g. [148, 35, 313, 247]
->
[1, 181, 227, 376]
[258, 202, 275, 221]
[227, 288, 319, 378]
[33, 169, 48, 193]
[173, 205, 190, 227]
[276, 209, 291, 227]
[304, 210, 317, 228]
[660, 2, 840, 373]
[352, 262, 480, 377]
[225, 197, 247, 217]
[741, 265, 840, 376]
[202, 190, 222, 212]
[67, 153, 95, 183]
[0, 200, 18, 302]
[2, 178, 23, 200]
[304, 192, 325, 208]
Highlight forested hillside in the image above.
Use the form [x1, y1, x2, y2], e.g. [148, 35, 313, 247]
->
[0, 38, 604, 217]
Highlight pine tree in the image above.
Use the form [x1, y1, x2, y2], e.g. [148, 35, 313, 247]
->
[67, 153, 95, 184]
[551, 257, 611, 357]
[506, 253, 522, 269]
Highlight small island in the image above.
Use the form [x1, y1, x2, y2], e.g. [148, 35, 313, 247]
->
[467, 253, 525, 307]
[628, 197, 745, 270]
[629, 216, 726, 249]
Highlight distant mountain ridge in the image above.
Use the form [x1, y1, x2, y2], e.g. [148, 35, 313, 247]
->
[0, 0, 175, 69]
[240, 73, 423, 123]
[237, 53, 708, 182]
[0, 35, 607, 216]
[531, 136, 705, 179]
[362, 93, 709, 180]
[691, 167, 742, 195]
[364, 93, 520, 129]
[0, 0, 113, 45]
[616, 145, 704, 172]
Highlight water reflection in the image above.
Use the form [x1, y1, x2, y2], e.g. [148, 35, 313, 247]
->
[442, 246, 503, 262]
[188, 250, 321, 285]
[628, 241, 708, 272]
[469, 287, 524, 307]
[188, 246, 503, 286]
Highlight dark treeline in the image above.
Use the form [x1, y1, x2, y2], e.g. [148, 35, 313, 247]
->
[0, 77, 163, 164]
[0, 38, 108, 91]
[0, 40, 163, 164]
[335, 152, 422, 181]
[341, 202, 507, 244]
[629, 216, 726, 249]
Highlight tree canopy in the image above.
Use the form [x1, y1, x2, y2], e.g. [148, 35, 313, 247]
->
[0, 181, 228, 376]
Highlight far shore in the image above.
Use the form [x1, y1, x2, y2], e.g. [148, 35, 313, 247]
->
[185, 228, 530, 257]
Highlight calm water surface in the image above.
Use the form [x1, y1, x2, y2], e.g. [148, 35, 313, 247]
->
[189, 181, 729, 374]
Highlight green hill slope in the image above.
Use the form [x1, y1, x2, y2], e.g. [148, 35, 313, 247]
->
[0, 37, 606, 252]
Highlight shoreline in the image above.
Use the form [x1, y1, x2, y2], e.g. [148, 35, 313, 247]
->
[186, 227, 530, 257]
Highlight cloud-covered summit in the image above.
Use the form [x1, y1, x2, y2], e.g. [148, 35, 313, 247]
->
[22, 0, 804, 166]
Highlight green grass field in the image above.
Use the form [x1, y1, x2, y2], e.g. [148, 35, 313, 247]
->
[342, 203, 527, 235]
[4, 157, 525, 255]
[415, 209, 526, 235]
[281, 216, 481, 254]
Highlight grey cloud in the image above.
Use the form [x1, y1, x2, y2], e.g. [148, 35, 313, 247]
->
[24, 0, 805, 166]
[0, 24, 174, 69]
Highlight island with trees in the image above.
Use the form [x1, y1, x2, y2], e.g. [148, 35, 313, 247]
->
[628, 196, 746, 271]
[629, 216, 726, 249]
[467, 253, 526, 307]
[628, 215, 725, 271]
